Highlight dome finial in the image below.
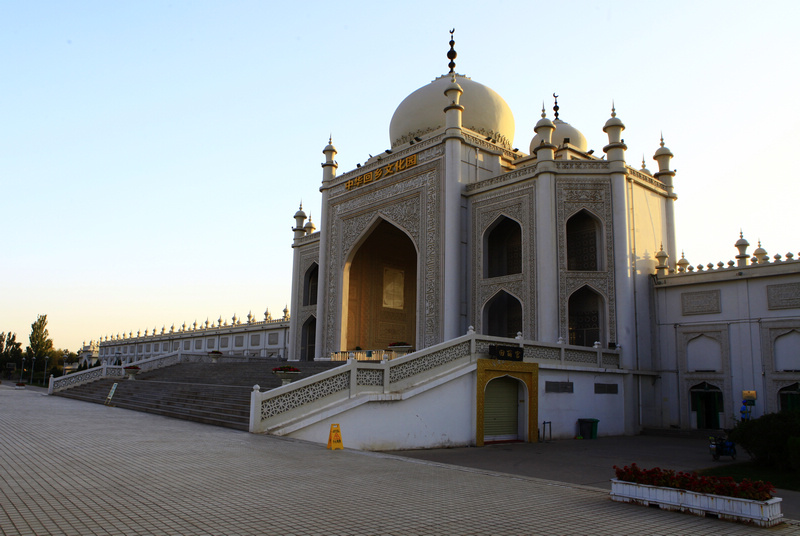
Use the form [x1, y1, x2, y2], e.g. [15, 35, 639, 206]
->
[660, 131, 665, 147]
[447, 29, 457, 74]
[541, 102, 546, 118]
[552, 93, 559, 120]
[611, 100, 616, 118]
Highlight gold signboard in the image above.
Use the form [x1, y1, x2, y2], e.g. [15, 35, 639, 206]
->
[345, 153, 417, 191]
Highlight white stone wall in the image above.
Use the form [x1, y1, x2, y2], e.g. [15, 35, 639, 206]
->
[654, 262, 800, 427]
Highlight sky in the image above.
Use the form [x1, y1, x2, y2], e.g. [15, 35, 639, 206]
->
[2, 1, 798, 352]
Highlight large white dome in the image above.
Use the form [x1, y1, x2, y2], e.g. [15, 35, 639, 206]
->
[389, 74, 515, 149]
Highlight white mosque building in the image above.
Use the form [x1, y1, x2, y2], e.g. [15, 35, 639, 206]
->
[91, 33, 800, 449]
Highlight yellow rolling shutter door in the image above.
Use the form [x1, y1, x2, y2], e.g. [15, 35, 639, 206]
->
[484, 376, 519, 439]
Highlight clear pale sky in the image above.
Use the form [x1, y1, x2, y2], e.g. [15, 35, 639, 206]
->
[2, 1, 798, 352]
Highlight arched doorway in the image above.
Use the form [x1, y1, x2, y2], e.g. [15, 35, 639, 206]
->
[344, 220, 417, 351]
[568, 286, 604, 347]
[301, 317, 316, 361]
[690, 381, 723, 429]
[483, 291, 522, 339]
[484, 376, 525, 442]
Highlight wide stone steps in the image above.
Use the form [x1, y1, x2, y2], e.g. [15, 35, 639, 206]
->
[54, 360, 346, 431]
[56, 379, 252, 430]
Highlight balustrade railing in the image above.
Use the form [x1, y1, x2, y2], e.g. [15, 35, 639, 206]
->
[329, 347, 414, 361]
[251, 333, 623, 433]
[49, 351, 187, 394]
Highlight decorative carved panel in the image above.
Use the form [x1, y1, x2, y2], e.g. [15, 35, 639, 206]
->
[681, 290, 721, 316]
[767, 283, 800, 310]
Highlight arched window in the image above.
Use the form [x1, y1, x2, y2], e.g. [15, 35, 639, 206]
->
[301, 317, 316, 361]
[568, 286, 603, 347]
[566, 210, 601, 271]
[303, 264, 319, 306]
[485, 217, 522, 278]
[687, 335, 722, 372]
[483, 291, 523, 339]
[774, 331, 800, 371]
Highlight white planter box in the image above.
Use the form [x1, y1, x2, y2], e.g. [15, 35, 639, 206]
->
[610, 479, 783, 527]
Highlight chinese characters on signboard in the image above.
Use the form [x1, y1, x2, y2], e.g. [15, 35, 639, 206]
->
[489, 344, 523, 361]
[345, 153, 418, 191]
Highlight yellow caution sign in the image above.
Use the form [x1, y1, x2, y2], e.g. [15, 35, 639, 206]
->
[327, 423, 343, 450]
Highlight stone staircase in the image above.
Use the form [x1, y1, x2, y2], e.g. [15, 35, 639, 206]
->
[54, 360, 346, 431]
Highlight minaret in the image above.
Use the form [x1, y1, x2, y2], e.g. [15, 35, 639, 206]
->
[288, 202, 307, 360]
[735, 231, 750, 267]
[533, 105, 556, 161]
[605, 104, 636, 392]
[534, 102, 558, 341]
[442, 29, 467, 339]
[313, 138, 337, 359]
[653, 134, 677, 269]
[292, 203, 307, 240]
[603, 103, 627, 164]
[443, 31, 464, 136]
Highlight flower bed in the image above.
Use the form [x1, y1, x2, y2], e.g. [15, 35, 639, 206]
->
[272, 366, 300, 373]
[611, 464, 782, 527]
[613, 463, 774, 500]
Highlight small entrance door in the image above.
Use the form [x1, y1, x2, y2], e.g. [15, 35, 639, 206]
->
[690, 382, 722, 429]
[484, 376, 520, 441]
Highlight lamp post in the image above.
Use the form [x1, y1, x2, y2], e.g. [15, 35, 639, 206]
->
[43, 353, 50, 384]
[30, 354, 36, 384]
[19, 355, 25, 383]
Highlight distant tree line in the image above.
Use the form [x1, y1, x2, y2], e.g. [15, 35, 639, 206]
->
[0, 315, 77, 383]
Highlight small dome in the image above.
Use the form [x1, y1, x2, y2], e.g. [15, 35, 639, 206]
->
[293, 204, 307, 220]
[389, 73, 515, 148]
[530, 118, 588, 153]
[654, 138, 673, 159]
[304, 219, 316, 233]
[603, 116, 625, 131]
[734, 232, 749, 249]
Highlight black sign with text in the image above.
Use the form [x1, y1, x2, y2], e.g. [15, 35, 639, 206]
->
[489, 344, 523, 361]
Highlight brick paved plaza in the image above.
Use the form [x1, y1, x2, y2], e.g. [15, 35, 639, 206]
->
[2, 385, 799, 535]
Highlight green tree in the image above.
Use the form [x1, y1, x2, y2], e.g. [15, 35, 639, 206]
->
[27, 315, 54, 359]
[0, 332, 24, 379]
[26, 315, 54, 382]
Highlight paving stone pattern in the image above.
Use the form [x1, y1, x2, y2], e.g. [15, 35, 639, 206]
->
[2, 385, 799, 535]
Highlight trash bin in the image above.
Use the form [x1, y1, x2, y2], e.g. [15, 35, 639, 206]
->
[578, 418, 599, 439]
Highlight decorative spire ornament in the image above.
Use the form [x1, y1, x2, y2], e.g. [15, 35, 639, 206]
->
[447, 29, 457, 74]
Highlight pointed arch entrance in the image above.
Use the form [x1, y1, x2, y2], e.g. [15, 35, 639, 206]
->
[343, 220, 417, 352]
[301, 317, 316, 361]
